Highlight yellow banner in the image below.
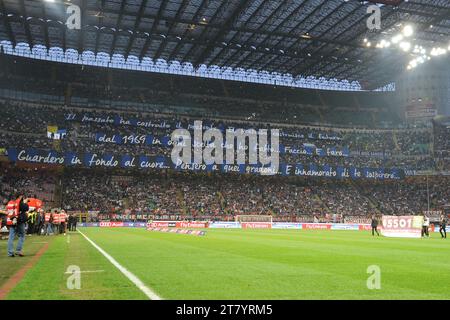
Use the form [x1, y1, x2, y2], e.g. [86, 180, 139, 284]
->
[47, 125, 58, 133]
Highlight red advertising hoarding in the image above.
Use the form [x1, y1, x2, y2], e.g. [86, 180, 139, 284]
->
[241, 222, 272, 229]
[176, 221, 208, 228]
[99, 221, 124, 227]
[303, 223, 332, 230]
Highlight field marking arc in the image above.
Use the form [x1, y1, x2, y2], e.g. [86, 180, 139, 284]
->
[77, 229, 162, 300]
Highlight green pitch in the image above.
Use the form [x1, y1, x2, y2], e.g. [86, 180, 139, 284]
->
[2, 228, 450, 300]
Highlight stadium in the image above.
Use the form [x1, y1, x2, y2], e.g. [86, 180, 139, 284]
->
[0, 0, 449, 303]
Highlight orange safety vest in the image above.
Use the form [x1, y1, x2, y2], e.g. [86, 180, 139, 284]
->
[6, 199, 19, 226]
[6, 198, 43, 226]
[60, 212, 67, 223]
[53, 213, 61, 224]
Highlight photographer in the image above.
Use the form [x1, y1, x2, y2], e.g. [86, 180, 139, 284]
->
[36, 209, 45, 235]
[7, 194, 29, 257]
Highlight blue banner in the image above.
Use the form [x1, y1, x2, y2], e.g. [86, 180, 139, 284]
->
[6, 147, 404, 180]
[94, 132, 351, 157]
[65, 112, 345, 142]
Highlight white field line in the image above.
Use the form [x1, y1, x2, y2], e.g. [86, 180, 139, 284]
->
[64, 270, 105, 274]
[77, 229, 162, 300]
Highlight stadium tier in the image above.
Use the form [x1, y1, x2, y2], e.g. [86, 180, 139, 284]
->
[0, 57, 448, 221]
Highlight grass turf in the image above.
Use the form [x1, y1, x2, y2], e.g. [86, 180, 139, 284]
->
[0, 237, 51, 287]
[3, 228, 450, 300]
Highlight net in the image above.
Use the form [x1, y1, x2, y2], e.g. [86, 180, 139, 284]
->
[235, 215, 273, 223]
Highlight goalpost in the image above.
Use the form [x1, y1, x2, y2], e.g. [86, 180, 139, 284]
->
[235, 215, 273, 224]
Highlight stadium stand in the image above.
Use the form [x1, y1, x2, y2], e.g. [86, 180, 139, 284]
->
[0, 55, 448, 223]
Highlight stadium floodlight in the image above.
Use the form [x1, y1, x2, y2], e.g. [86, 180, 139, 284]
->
[402, 25, 414, 37]
[391, 34, 403, 44]
[399, 41, 411, 52]
[376, 39, 391, 49]
[430, 47, 447, 56]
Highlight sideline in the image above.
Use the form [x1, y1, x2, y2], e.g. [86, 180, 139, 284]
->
[77, 229, 162, 300]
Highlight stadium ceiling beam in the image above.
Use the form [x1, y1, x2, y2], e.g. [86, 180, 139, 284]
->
[42, 2, 51, 50]
[227, 0, 323, 70]
[292, 6, 399, 77]
[291, 11, 375, 76]
[337, 47, 406, 84]
[320, 30, 450, 79]
[348, 64, 399, 90]
[317, 48, 403, 81]
[255, 0, 346, 73]
[332, 60, 387, 88]
[397, 4, 450, 37]
[207, 0, 268, 67]
[94, 0, 107, 54]
[328, 5, 450, 81]
[251, 2, 350, 69]
[426, 6, 450, 28]
[317, 26, 450, 78]
[109, 0, 127, 57]
[315, 50, 364, 79]
[62, 23, 66, 52]
[316, 55, 371, 83]
[78, 0, 86, 54]
[192, 0, 253, 67]
[138, 0, 168, 60]
[124, 0, 148, 59]
[333, 58, 368, 80]
[166, 0, 208, 62]
[404, 1, 450, 11]
[180, 0, 230, 64]
[0, 0, 15, 46]
[218, 0, 297, 69]
[19, 0, 33, 48]
[398, 8, 448, 19]
[37, 20, 361, 69]
[153, 0, 189, 61]
[84, 6, 376, 51]
[288, 1, 366, 75]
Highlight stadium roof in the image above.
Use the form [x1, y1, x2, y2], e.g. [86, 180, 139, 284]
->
[0, 0, 449, 90]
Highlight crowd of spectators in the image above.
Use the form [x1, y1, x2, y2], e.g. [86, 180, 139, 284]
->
[52, 169, 449, 222]
[0, 54, 448, 223]
[0, 101, 443, 172]
[433, 121, 450, 171]
[0, 167, 57, 206]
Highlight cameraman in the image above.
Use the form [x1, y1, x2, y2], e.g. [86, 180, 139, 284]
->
[7, 194, 29, 257]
